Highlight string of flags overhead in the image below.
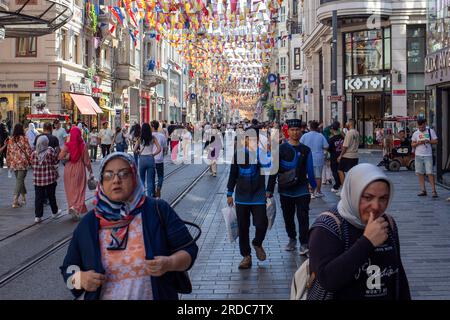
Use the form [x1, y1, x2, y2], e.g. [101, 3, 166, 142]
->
[86, 0, 293, 111]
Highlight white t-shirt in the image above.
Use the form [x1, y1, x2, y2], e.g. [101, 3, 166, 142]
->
[54, 127, 68, 147]
[412, 128, 437, 157]
[99, 128, 114, 145]
[152, 132, 166, 164]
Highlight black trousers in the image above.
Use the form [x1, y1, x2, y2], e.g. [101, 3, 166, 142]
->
[0, 152, 4, 168]
[235, 204, 268, 257]
[35, 182, 58, 218]
[89, 145, 98, 160]
[101, 144, 111, 158]
[330, 158, 341, 190]
[280, 194, 311, 245]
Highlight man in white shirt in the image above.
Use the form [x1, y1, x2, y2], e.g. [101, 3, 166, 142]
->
[53, 119, 68, 148]
[98, 122, 114, 158]
[151, 120, 167, 198]
[411, 118, 439, 197]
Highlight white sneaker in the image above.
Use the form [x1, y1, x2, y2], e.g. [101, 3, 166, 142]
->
[52, 209, 62, 219]
[299, 244, 309, 256]
[315, 192, 325, 198]
[34, 217, 42, 223]
[331, 188, 339, 193]
[310, 193, 316, 199]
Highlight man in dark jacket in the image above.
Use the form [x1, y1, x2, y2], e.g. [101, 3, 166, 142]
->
[34, 122, 60, 153]
[328, 121, 344, 193]
[227, 129, 274, 269]
[267, 119, 316, 255]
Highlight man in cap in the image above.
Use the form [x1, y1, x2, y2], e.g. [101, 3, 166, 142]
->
[267, 119, 316, 255]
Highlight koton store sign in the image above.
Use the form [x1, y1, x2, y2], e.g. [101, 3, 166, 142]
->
[345, 76, 391, 92]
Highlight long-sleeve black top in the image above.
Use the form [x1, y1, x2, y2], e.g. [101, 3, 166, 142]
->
[308, 211, 411, 300]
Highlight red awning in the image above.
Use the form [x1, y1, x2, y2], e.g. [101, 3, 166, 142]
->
[86, 96, 103, 113]
[70, 94, 98, 115]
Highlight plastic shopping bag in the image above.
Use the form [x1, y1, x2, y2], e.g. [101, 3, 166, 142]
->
[266, 197, 276, 230]
[222, 206, 239, 243]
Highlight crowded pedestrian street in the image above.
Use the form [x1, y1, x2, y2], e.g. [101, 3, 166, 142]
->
[0, 147, 449, 300]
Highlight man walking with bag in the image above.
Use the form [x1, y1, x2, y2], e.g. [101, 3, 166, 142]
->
[227, 129, 273, 269]
[267, 119, 316, 255]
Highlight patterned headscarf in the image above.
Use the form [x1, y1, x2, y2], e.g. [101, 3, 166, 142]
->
[94, 152, 146, 250]
[36, 135, 50, 164]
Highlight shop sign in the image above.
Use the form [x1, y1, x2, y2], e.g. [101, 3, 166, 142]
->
[0, 83, 19, 89]
[392, 90, 406, 96]
[345, 76, 391, 91]
[425, 47, 450, 85]
[34, 81, 47, 88]
[425, 48, 450, 73]
[70, 83, 92, 95]
[328, 95, 345, 102]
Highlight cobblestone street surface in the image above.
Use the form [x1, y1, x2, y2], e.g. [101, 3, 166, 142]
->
[0, 150, 449, 300]
[184, 150, 450, 300]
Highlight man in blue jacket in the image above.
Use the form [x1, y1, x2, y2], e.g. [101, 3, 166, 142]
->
[226, 129, 274, 269]
[267, 119, 317, 255]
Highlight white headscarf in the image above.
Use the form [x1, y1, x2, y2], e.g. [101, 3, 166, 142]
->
[337, 163, 394, 229]
[36, 135, 50, 164]
[27, 123, 38, 148]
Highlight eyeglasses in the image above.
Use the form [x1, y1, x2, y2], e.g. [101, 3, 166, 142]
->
[102, 169, 132, 181]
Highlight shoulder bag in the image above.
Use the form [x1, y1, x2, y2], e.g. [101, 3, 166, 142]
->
[154, 200, 201, 294]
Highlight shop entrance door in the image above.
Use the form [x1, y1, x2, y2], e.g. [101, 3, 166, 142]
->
[354, 94, 383, 147]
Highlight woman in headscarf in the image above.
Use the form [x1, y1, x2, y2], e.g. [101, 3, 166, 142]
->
[60, 152, 198, 300]
[26, 123, 39, 150]
[31, 135, 61, 223]
[307, 163, 410, 300]
[59, 126, 93, 221]
[6, 123, 32, 208]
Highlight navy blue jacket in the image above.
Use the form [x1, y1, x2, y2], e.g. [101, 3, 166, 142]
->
[60, 197, 198, 300]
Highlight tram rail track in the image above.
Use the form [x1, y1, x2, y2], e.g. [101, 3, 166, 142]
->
[0, 165, 209, 288]
[0, 163, 189, 244]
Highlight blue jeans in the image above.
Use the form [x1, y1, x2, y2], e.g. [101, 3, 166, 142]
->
[139, 155, 155, 196]
[154, 162, 164, 191]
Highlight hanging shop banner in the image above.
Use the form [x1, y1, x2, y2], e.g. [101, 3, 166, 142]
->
[274, 96, 282, 111]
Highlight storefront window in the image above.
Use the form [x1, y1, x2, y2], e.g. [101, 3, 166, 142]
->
[407, 25, 426, 73]
[407, 92, 426, 118]
[353, 38, 383, 75]
[426, 89, 436, 127]
[384, 36, 391, 70]
[345, 28, 391, 76]
[345, 42, 352, 76]
[427, 0, 450, 54]
[407, 74, 425, 91]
